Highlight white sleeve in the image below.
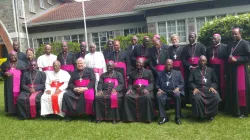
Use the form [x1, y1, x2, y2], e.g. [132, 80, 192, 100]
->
[59, 71, 71, 91]
[45, 74, 51, 91]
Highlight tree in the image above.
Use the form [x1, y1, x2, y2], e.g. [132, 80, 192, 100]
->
[198, 14, 250, 47]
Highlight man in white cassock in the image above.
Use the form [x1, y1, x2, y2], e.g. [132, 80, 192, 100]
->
[37, 44, 57, 75]
[85, 43, 106, 90]
[41, 60, 70, 117]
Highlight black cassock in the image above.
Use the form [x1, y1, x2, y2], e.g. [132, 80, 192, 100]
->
[95, 71, 124, 121]
[206, 44, 227, 102]
[57, 51, 76, 73]
[182, 42, 206, 104]
[225, 39, 250, 116]
[103, 49, 113, 63]
[189, 66, 221, 118]
[123, 68, 156, 122]
[0, 60, 27, 114]
[62, 68, 96, 115]
[126, 44, 139, 70]
[131, 45, 150, 68]
[75, 51, 88, 59]
[149, 47, 169, 79]
[168, 45, 185, 79]
[107, 50, 130, 87]
[16, 70, 46, 119]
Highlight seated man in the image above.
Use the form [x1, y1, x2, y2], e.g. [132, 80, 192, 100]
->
[62, 58, 96, 122]
[95, 61, 124, 124]
[41, 61, 71, 118]
[123, 58, 156, 123]
[156, 59, 184, 125]
[16, 60, 46, 119]
[189, 55, 221, 121]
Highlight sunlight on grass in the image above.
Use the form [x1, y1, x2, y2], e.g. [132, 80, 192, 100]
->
[0, 82, 250, 139]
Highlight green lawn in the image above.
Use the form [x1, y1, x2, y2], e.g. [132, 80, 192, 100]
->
[0, 82, 250, 140]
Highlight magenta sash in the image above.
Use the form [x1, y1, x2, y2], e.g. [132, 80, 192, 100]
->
[29, 92, 39, 118]
[93, 68, 103, 75]
[61, 65, 74, 72]
[155, 65, 165, 71]
[7, 68, 21, 105]
[228, 56, 246, 106]
[74, 79, 94, 115]
[114, 62, 127, 87]
[188, 57, 199, 65]
[104, 78, 118, 108]
[209, 58, 225, 100]
[173, 60, 185, 79]
[136, 56, 147, 61]
[42, 66, 54, 71]
[133, 79, 149, 86]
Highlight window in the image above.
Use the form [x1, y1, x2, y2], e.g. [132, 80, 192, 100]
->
[47, 0, 53, 5]
[40, 0, 45, 9]
[123, 28, 144, 36]
[18, 0, 24, 18]
[29, 0, 35, 13]
[158, 19, 187, 43]
[63, 36, 71, 42]
[196, 17, 205, 34]
[92, 31, 114, 51]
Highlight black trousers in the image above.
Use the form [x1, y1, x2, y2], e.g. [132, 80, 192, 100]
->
[156, 91, 181, 118]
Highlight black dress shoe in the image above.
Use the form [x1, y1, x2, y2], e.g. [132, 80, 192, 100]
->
[238, 114, 245, 118]
[96, 120, 101, 123]
[158, 117, 169, 125]
[208, 117, 214, 121]
[65, 116, 73, 122]
[112, 120, 117, 124]
[175, 118, 181, 125]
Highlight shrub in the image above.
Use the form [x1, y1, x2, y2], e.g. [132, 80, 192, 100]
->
[35, 42, 80, 58]
[198, 14, 250, 47]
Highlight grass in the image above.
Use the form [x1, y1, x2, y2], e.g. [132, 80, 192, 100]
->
[0, 82, 250, 139]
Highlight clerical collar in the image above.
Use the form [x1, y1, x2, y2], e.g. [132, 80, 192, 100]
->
[108, 70, 114, 75]
[115, 50, 120, 53]
[213, 43, 220, 48]
[166, 69, 172, 74]
[190, 42, 196, 47]
[173, 45, 179, 48]
[199, 66, 207, 70]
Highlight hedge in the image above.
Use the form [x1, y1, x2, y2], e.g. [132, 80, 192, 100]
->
[198, 13, 250, 47]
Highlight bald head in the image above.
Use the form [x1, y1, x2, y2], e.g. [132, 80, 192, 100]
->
[13, 41, 19, 52]
[189, 32, 197, 44]
[80, 42, 87, 52]
[199, 55, 207, 67]
[212, 34, 221, 45]
[53, 60, 61, 72]
[114, 40, 120, 52]
[89, 43, 96, 53]
[131, 36, 138, 45]
[232, 28, 242, 41]
[62, 41, 68, 52]
[165, 59, 173, 72]
[136, 58, 145, 69]
[45, 44, 52, 55]
[107, 60, 115, 73]
[76, 58, 86, 70]
[143, 36, 150, 46]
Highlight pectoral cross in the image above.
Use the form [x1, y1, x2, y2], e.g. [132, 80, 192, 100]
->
[48, 67, 51, 70]
[174, 55, 177, 59]
[139, 84, 142, 87]
[31, 84, 34, 88]
[166, 81, 170, 86]
[55, 81, 58, 86]
[203, 77, 207, 83]
[79, 78, 82, 82]
[191, 57, 194, 62]
[64, 61, 67, 65]
[156, 60, 159, 64]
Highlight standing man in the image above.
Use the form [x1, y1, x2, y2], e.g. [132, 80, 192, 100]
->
[182, 32, 206, 104]
[41, 61, 70, 118]
[12, 41, 26, 61]
[225, 28, 250, 118]
[123, 58, 155, 123]
[131, 36, 151, 68]
[95, 61, 124, 124]
[75, 42, 88, 59]
[16, 60, 46, 119]
[62, 58, 96, 121]
[206, 34, 227, 106]
[189, 55, 221, 121]
[103, 40, 114, 63]
[37, 44, 57, 74]
[107, 40, 130, 87]
[168, 34, 185, 78]
[126, 36, 138, 71]
[156, 59, 184, 125]
[85, 43, 106, 91]
[0, 51, 27, 114]
[57, 41, 76, 73]
[149, 37, 169, 79]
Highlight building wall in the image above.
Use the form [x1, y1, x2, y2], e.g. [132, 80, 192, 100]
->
[0, 0, 15, 38]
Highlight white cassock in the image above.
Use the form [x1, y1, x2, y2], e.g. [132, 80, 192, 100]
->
[37, 54, 57, 75]
[85, 52, 107, 91]
[40, 69, 70, 117]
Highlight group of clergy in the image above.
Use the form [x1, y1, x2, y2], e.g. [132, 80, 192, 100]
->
[1, 27, 250, 125]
